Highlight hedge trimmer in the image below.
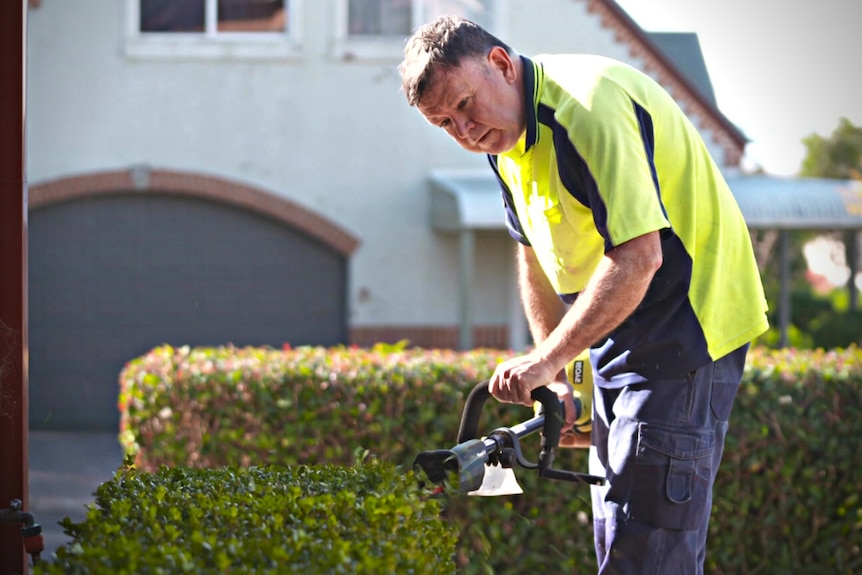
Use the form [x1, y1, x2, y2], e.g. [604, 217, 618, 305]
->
[413, 382, 605, 496]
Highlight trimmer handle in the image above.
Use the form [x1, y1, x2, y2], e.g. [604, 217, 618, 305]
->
[457, 381, 563, 448]
[455, 380, 606, 487]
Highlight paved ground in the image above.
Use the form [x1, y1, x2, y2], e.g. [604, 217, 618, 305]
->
[27, 431, 124, 565]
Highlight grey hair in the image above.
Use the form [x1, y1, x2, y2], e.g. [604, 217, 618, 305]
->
[398, 15, 513, 107]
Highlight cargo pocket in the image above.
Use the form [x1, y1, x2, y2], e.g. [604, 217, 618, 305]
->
[628, 422, 715, 531]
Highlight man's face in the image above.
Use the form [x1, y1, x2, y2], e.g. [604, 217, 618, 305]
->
[416, 48, 525, 155]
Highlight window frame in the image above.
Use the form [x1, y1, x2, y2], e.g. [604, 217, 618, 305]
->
[332, 0, 504, 62]
[125, 0, 303, 60]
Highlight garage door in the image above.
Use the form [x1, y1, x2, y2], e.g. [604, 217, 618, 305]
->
[29, 192, 348, 431]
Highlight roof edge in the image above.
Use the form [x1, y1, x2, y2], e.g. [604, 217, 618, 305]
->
[586, 0, 748, 163]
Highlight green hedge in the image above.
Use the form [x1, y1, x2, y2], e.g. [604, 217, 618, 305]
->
[706, 346, 862, 574]
[118, 343, 862, 574]
[37, 461, 457, 574]
[119, 344, 510, 471]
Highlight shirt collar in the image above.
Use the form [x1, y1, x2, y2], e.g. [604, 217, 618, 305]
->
[520, 55, 542, 152]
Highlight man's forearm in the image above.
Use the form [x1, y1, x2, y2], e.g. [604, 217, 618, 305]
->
[534, 231, 663, 375]
[517, 244, 566, 345]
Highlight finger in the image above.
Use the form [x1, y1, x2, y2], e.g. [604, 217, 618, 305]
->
[488, 362, 511, 394]
[489, 376, 510, 403]
[564, 394, 577, 430]
[515, 374, 537, 407]
[559, 429, 591, 449]
[488, 372, 500, 396]
[547, 381, 576, 430]
[489, 372, 516, 404]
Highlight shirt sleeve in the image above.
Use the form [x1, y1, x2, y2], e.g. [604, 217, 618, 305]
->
[560, 75, 670, 248]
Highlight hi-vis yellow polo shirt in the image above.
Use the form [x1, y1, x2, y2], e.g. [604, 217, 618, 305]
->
[489, 54, 768, 385]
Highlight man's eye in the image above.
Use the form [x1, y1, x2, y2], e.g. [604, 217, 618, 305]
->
[439, 119, 451, 128]
[458, 98, 469, 110]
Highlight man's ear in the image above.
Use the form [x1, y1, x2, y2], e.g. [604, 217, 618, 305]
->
[487, 46, 516, 82]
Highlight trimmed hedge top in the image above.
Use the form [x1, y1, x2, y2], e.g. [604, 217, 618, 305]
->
[38, 460, 457, 574]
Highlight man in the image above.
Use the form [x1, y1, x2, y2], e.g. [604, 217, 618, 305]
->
[399, 15, 769, 574]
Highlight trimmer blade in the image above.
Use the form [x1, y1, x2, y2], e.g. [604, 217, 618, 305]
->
[467, 463, 524, 496]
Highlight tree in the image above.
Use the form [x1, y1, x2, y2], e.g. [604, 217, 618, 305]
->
[794, 117, 862, 345]
[800, 117, 862, 180]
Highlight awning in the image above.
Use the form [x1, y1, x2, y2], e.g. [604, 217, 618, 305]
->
[428, 170, 862, 349]
[428, 169, 506, 231]
[726, 174, 862, 230]
[429, 169, 862, 232]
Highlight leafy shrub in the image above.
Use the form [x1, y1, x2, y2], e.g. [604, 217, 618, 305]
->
[808, 309, 862, 349]
[117, 344, 862, 574]
[706, 346, 862, 574]
[761, 288, 862, 350]
[118, 343, 510, 471]
[36, 460, 457, 574]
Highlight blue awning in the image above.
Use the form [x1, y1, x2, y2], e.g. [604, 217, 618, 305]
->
[427, 170, 861, 351]
[726, 175, 862, 230]
[428, 169, 506, 231]
[429, 170, 862, 232]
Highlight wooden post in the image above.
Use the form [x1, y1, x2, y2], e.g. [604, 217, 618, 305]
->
[0, 1, 29, 573]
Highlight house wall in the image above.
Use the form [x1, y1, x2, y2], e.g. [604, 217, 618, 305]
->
[26, 0, 731, 341]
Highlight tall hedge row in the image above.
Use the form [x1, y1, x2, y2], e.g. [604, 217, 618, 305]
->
[118, 343, 862, 574]
[707, 346, 862, 574]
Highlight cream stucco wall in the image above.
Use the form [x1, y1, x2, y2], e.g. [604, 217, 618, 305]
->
[25, 0, 732, 337]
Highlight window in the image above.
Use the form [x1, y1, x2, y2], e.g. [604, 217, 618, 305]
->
[126, 0, 301, 60]
[335, 0, 501, 60]
[140, 0, 287, 34]
[347, 0, 411, 36]
[348, 0, 494, 36]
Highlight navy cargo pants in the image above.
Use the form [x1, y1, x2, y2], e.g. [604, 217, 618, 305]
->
[589, 345, 748, 574]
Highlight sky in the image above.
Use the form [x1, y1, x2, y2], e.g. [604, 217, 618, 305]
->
[614, 0, 862, 177]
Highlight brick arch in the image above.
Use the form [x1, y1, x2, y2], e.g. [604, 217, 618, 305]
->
[29, 166, 360, 256]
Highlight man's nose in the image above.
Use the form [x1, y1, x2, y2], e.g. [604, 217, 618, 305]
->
[452, 115, 473, 140]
